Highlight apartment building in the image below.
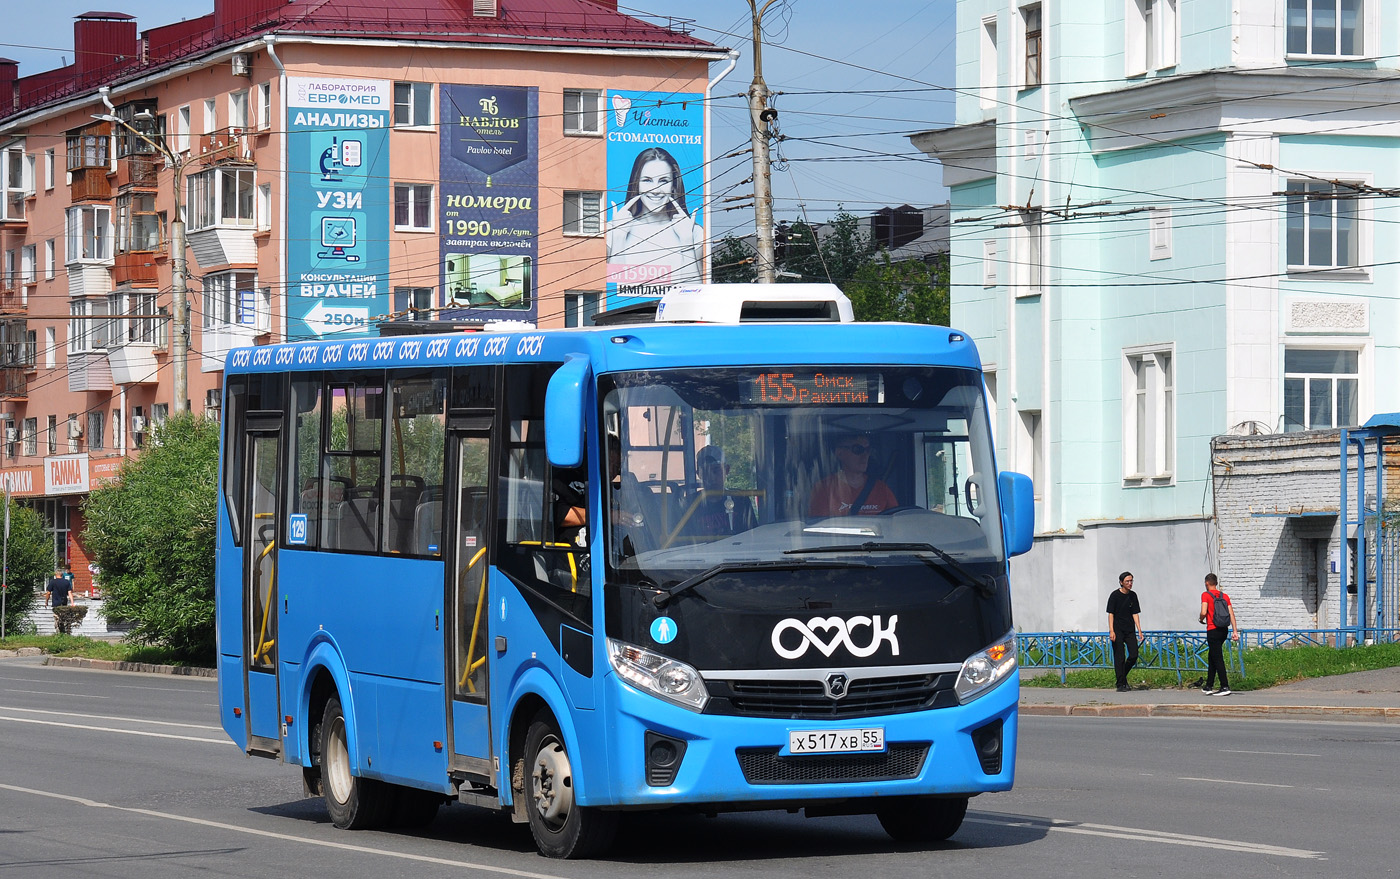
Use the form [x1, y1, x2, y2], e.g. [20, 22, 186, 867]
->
[0, 0, 725, 585]
[912, 1, 1399, 630]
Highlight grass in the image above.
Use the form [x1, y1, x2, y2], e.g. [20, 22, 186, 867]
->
[0, 633, 191, 666]
[1022, 641, 1400, 691]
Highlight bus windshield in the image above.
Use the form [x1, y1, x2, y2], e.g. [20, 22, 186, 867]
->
[600, 366, 1003, 589]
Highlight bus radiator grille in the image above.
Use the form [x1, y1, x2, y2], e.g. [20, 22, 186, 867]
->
[711, 673, 956, 719]
[735, 743, 930, 784]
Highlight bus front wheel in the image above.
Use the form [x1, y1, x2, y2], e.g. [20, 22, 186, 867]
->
[877, 796, 967, 843]
[320, 695, 392, 830]
[522, 714, 617, 858]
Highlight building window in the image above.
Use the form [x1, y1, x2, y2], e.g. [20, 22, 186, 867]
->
[88, 411, 104, 451]
[187, 168, 256, 230]
[564, 291, 602, 327]
[44, 239, 54, 279]
[1018, 210, 1043, 296]
[980, 17, 999, 110]
[1283, 348, 1359, 431]
[44, 327, 55, 369]
[563, 89, 604, 135]
[229, 90, 249, 130]
[68, 298, 111, 353]
[394, 82, 432, 128]
[1148, 207, 1172, 260]
[1021, 4, 1042, 89]
[113, 407, 122, 450]
[177, 105, 191, 152]
[257, 183, 271, 231]
[66, 206, 112, 262]
[1127, 0, 1178, 75]
[116, 193, 162, 253]
[203, 98, 217, 134]
[3, 418, 12, 459]
[47, 415, 56, 455]
[257, 82, 273, 130]
[1286, 180, 1360, 271]
[393, 183, 433, 231]
[1124, 348, 1174, 481]
[563, 190, 603, 235]
[1287, 0, 1363, 57]
[44, 148, 54, 190]
[203, 270, 258, 329]
[113, 101, 161, 158]
[65, 127, 108, 171]
[127, 292, 158, 343]
[20, 244, 36, 285]
[22, 417, 36, 457]
[67, 414, 79, 453]
[1, 146, 27, 221]
[393, 287, 434, 320]
[982, 238, 998, 286]
[153, 403, 169, 426]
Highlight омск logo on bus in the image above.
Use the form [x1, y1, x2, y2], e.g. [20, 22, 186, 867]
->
[770, 616, 900, 660]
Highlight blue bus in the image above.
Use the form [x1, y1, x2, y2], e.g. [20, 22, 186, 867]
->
[216, 315, 1033, 858]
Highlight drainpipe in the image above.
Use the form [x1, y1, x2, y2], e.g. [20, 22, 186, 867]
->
[264, 35, 286, 343]
[704, 50, 740, 283]
[98, 86, 117, 173]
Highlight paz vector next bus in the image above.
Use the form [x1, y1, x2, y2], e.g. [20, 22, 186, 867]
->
[215, 299, 1034, 858]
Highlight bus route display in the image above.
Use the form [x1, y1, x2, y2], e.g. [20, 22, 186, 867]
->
[740, 371, 883, 405]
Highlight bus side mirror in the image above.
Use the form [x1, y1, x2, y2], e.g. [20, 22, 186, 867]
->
[998, 471, 1034, 557]
[545, 355, 592, 469]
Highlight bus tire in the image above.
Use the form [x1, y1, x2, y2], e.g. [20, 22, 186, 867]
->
[877, 796, 967, 843]
[522, 713, 617, 859]
[320, 695, 392, 830]
[391, 785, 443, 828]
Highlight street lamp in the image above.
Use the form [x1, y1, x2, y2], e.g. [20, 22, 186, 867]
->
[93, 102, 190, 415]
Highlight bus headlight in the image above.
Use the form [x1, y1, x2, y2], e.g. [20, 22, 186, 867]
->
[607, 639, 710, 712]
[954, 631, 1017, 703]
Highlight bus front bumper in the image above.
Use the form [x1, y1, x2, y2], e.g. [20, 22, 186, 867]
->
[592, 668, 1019, 808]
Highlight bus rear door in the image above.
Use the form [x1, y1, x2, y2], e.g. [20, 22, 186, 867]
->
[242, 416, 285, 757]
[445, 416, 495, 779]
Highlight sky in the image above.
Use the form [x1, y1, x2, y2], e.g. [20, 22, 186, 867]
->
[2, 0, 959, 235]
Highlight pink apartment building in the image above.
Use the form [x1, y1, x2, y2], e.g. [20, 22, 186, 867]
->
[0, 0, 725, 582]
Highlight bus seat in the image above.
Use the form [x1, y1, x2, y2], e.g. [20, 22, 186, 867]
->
[339, 496, 380, 552]
[412, 494, 443, 556]
[387, 481, 423, 554]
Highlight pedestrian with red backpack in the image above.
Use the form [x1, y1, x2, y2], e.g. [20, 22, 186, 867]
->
[1199, 573, 1239, 695]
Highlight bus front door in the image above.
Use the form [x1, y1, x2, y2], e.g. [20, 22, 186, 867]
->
[242, 424, 284, 757]
[446, 426, 494, 778]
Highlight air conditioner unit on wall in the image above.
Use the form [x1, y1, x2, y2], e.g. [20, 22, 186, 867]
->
[68, 420, 83, 439]
[231, 54, 251, 77]
[131, 415, 147, 434]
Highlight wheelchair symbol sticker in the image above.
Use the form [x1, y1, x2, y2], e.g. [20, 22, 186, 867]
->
[650, 616, 678, 644]
[288, 514, 308, 545]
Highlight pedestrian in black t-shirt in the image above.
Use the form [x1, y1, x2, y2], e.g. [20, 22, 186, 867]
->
[45, 569, 73, 608]
[1106, 571, 1144, 692]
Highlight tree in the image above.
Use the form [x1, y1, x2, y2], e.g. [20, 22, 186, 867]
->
[83, 414, 220, 661]
[0, 503, 56, 637]
[710, 235, 757, 284]
[780, 211, 872, 288]
[847, 252, 950, 325]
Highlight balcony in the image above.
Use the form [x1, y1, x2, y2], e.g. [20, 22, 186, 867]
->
[70, 167, 112, 202]
[0, 279, 24, 315]
[1, 191, 25, 225]
[197, 127, 253, 164]
[0, 366, 27, 400]
[114, 155, 160, 190]
[113, 251, 160, 287]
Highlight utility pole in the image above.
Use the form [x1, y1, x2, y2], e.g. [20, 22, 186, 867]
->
[747, 0, 781, 284]
[97, 106, 189, 413]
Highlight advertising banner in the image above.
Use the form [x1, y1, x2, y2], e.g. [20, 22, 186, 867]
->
[439, 85, 538, 323]
[605, 90, 705, 310]
[286, 77, 391, 339]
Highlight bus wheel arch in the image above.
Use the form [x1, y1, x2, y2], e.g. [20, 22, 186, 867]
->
[319, 693, 394, 830]
[301, 666, 339, 796]
[519, 708, 617, 858]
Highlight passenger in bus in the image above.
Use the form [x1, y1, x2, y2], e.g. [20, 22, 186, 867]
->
[809, 433, 897, 517]
[682, 445, 757, 537]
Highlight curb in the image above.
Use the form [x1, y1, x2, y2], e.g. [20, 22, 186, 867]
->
[42, 656, 217, 678]
[1021, 702, 1400, 722]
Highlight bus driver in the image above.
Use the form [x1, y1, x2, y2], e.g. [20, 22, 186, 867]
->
[808, 433, 897, 517]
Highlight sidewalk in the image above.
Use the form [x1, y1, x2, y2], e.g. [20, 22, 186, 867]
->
[1020, 666, 1400, 722]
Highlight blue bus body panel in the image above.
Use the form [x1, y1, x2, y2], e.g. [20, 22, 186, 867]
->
[452, 702, 490, 760]
[217, 653, 246, 749]
[247, 672, 280, 739]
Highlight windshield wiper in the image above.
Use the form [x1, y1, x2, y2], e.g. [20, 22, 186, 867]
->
[652, 558, 870, 609]
[786, 541, 995, 594]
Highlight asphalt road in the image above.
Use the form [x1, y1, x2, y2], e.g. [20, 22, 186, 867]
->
[2, 656, 1396, 878]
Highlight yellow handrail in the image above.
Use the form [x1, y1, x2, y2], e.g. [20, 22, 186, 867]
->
[458, 547, 488, 691]
[253, 538, 277, 664]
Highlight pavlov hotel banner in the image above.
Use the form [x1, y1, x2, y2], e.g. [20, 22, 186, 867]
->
[286, 77, 391, 340]
[439, 85, 539, 323]
[605, 90, 705, 310]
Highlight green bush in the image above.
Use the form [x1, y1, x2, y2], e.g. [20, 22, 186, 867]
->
[83, 414, 220, 662]
[0, 502, 57, 636]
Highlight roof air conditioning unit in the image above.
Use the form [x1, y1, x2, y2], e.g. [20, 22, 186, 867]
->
[131, 415, 147, 434]
[68, 420, 83, 439]
[231, 54, 251, 77]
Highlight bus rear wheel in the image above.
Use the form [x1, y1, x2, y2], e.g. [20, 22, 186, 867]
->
[320, 695, 392, 830]
[522, 714, 617, 858]
[877, 796, 968, 843]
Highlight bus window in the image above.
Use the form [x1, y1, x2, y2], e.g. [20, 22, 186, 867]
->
[389, 373, 447, 556]
[288, 377, 326, 550]
[222, 373, 285, 547]
[323, 379, 385, 553]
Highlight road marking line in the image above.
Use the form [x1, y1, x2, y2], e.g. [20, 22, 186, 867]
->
[3, 688, 108, 698]
[0, 782, 570, 879]
[1177, 776, 1293, 789]
[113, 683, 214, 691]
[1219, 749, 1321, 757]
[968, 815, 1323, 859]
[0, 705, 221, 731]
[0, 715, 226, 744]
